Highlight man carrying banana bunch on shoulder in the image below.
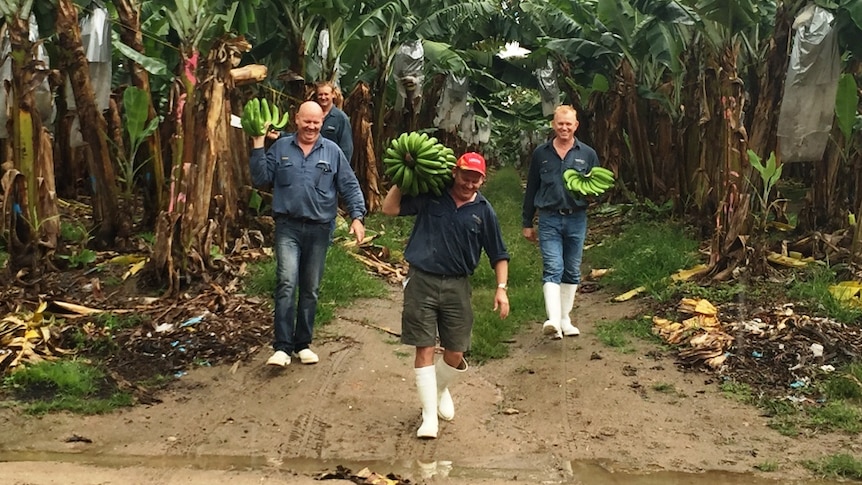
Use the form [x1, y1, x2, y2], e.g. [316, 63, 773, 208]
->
[383, 152, 510, 439]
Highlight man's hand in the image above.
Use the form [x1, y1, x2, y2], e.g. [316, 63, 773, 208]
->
[493, 289, 510, 319]
[349, 219, 365, 245]
[522, 227, 537, 243]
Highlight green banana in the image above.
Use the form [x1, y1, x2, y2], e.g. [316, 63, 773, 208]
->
[588, 167, 615, 186]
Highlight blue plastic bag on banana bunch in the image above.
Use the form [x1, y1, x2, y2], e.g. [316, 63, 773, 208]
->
[434, 74, 469, 132]
[392, 40, 425, 111]
[776, 5, 840, 163]
[0, 14, 55, 139]
[535, 58, 561, 117]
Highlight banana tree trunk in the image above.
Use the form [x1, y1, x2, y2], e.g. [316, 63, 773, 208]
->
[1, 15, 59, 276]
[344, 82, 382, 212]
[55, 0, 120, 248]
[113, 0, 166, 226]
[746, 2, 800, 156]
[705, 43, 753, 280]
[149, 38, 250, 295]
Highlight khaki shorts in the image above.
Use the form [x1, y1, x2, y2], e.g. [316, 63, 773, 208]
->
[401, 268, 473, 351]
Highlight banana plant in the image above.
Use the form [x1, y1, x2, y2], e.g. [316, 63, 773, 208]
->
[0, 0, 60, 275]
[746, 149, 785, 233]
[117, 87, 161, 203]
[146, 0, 254, 294]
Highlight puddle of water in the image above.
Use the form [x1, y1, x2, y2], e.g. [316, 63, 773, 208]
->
[0, 450, 848, 485]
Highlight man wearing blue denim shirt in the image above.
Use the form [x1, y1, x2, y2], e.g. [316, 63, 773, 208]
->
[249, 101, 366, 367]
[522, 105, 599, 339]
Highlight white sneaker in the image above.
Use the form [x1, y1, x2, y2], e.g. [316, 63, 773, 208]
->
[542, 321, 562, 340]
[297, 348, 319, 365]
[266, 350, 290, 367]
[561, 319, 580, 336]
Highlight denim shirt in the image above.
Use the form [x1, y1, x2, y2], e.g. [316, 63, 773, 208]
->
[400, 191, 510, 276]
[249, 134, 366, 223]
[522, 138, 600, 228]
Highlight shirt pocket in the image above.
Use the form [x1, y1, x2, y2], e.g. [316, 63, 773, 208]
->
[314, 160, 334, 192]
[275, 159, 294, 186]
[539, 163, 558, 184]
[572, 157, 589, 174]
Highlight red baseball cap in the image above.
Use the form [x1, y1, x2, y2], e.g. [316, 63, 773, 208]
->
[456, 152, 486, 176]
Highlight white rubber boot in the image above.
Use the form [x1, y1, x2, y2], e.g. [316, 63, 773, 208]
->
[542, 282, 562, 339]
[560, 283, 580, 336]
[436, 358, 468, 421]
[414, 366, 438, 438]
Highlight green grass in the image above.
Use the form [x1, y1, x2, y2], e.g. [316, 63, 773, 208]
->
[244, 235, 387, 326]
[719, 375, 862, 436]
[803, 454, 862, 480]
[2, 360, 132, 415]
[753, 461, 779, 472]
[720, 380, 756, 404]
[652, 382, 683, 397]
[787, 264, 862, 324]
[594, 318, 658, 353]
[585, 220, 701, 301]
[72, 312, 150, 354]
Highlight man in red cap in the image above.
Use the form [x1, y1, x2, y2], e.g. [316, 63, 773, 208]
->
[383, 151, 510, 440]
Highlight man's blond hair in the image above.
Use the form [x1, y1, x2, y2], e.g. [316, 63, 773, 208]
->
[553, 105, 578, 119]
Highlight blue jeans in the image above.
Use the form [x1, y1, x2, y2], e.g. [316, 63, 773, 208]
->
[272, 217, 334, 354]
[537, 210, 587, 285]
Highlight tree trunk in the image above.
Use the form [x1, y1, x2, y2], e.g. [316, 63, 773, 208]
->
[55, 0, 120, 248]
[344, 82, 382, 212]
[746, 2, 802, 157]
[706, 42, 753, 280]
[113, 0, 166, 228]
[1, 15, 59, 278]
[147, 37, 251, 295]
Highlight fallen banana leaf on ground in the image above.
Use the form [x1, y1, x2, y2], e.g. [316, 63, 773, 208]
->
[123, 258, 149, 280]
[678, 298, 717, 316]
[767, 251, 808, 268]
[670, 264, 709, 282]
[613, 286, 645, 302]
[613, 265, 709, 302]
[829, 281, 862, 307]
[1, 302, 71, 374]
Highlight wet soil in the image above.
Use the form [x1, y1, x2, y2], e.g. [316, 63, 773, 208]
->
[1, 281, 859, 484]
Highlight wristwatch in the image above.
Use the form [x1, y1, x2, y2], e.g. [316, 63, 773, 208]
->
[497, 283, 508, 291]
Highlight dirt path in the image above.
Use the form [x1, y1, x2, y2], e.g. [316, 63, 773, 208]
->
[0, 285, 857, 484]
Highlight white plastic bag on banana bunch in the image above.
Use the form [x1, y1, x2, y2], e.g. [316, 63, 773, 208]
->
[392, 40, 425, 111]
[776, 5, 840, 163]
[459, 103, 478, 145]
[434, 74, 469, 132]
[535, 58, 561, 117]
[0, 14, 55, 139]
[65, 4, 112, 148]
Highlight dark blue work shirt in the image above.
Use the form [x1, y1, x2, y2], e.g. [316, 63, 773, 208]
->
[322, 107, 353, 162]
[249, 134, 366, 223]
[522, 138, 600, 228]
[400, 191, 510, 276]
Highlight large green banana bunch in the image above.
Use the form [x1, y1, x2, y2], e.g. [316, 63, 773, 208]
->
[240, 98, 290, 136]
[563, 167, 615, 196]
[382, 131, 458, 196]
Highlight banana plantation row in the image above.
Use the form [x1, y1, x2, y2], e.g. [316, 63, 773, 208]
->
[1, 0, 862, 294]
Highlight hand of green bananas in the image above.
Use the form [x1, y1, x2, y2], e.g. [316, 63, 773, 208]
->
[383, 131, 458, 197]
[563, 167, 615, 196]
[240, 98, 290, 136]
